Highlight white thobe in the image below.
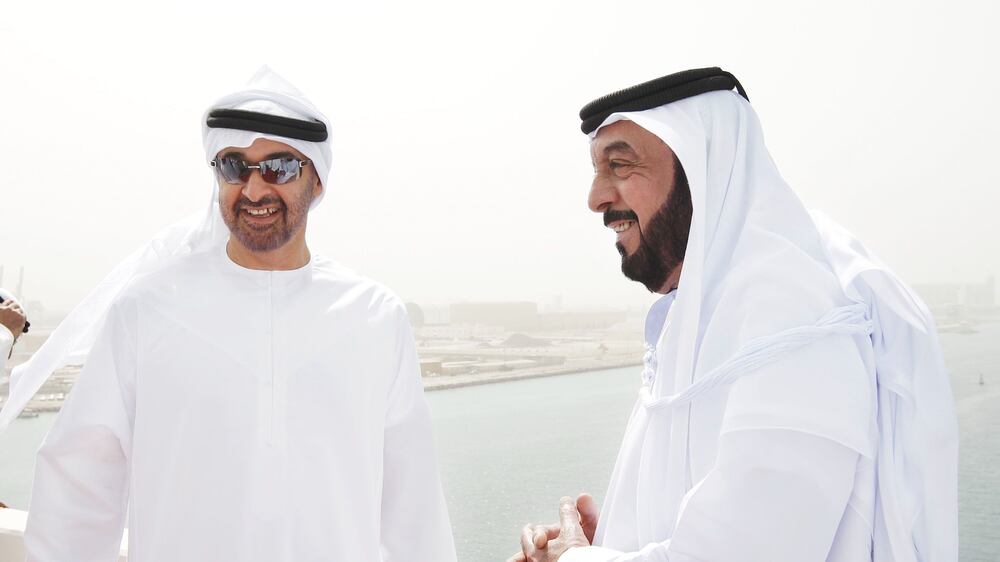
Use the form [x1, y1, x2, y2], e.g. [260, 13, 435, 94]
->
[563, 293, 877, 562]
[24, 248, 456, 562]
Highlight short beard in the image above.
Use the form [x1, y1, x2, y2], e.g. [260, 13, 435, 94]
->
[618, 157, 692, 292]
[220, 186, 314, 253]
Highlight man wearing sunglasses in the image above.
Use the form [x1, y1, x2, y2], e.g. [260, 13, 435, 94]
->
[20, 68, 457, 562]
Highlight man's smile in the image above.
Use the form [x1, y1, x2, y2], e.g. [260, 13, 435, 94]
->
[241, 205, 282, 225]
[609, 220, 635, 233]
[607, 218, 638, 245]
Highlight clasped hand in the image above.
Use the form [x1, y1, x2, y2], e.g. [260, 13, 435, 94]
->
[506, 494, 598, 562]
[0, 301, 26, 338]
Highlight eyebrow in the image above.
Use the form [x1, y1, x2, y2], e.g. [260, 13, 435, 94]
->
[602, 141, 638, 157]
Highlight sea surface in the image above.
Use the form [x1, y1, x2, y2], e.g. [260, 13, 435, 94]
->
[1, 325, 997, 561]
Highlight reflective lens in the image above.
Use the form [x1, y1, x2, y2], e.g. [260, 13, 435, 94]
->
[212, 156, 309, 185]
[215, 156, 249, 184]
[258, 158, 301, 184]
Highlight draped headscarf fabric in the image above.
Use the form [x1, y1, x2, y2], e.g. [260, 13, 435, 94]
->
[0, 66, 332, 430]
[811, 210, 958, 562]
[589, 91, 956, 561]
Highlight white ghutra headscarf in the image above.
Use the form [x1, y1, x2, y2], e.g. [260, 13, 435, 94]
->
[0, 66, 332, 431]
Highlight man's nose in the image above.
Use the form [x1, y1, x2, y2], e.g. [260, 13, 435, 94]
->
[588, 175, 619, 213]
[242, 170, 274, 202]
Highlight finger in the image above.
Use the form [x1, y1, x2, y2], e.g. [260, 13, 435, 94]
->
[541, 523, 561, 540]
[577, 493, 599, 543]
[558, 496, 584, 539]
[533, 526, 548, 549]
[520, 524, 538, 556]
[505, 553, 527, 562]
[532, 522, 560, 549]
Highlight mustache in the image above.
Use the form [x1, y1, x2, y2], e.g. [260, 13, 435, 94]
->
[603, 209, 638, 226]
[236, 196, 285, 211]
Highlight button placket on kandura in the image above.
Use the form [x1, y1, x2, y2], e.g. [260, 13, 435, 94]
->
[268, 271, 288, 449]
[259, 272, 276, 446]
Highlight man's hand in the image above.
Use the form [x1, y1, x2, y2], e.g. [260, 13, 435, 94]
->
[506, 495, 598, 562]
[0, 301, 26, 338]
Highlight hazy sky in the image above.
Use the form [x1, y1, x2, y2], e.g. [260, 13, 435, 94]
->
[1, 0, 997, 314]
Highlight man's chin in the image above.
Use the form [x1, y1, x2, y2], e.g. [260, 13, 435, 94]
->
[234, 229, 289, 253]
[620, 254, 669, 294]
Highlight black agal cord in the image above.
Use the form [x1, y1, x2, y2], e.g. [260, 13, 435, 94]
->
[579, 67, 748, 134]
[207, 108, 328, 142]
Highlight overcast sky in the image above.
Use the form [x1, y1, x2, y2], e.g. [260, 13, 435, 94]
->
[1, 0, 997, 315]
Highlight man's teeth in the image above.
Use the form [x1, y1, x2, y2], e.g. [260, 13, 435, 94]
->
[246, 208, 278, 216]
[613, 221, 635, 233]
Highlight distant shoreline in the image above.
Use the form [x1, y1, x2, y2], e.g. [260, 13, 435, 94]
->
[2, 358, 642, 416]
[422, 357, 641, 391]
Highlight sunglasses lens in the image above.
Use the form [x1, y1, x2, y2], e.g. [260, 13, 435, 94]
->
[260, 158, 299, 185]
[216, 157, 249, 184]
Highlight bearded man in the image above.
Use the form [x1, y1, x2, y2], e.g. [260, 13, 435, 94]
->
[17, 68, 456, 562]
[511, 68, 957, 562]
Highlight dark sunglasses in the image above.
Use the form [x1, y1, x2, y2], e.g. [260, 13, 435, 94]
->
[210, 155, 311, 185]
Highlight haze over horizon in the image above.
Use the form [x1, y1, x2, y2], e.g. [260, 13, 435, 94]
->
[2, 0, 997, 315]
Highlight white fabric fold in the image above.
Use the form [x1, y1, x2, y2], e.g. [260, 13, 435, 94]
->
[811, 211, 958, 562]
[641, 303, 873, 411]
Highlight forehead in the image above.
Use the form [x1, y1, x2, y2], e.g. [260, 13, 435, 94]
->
[590, 120, 672, 160]
[216, 137, 306, 160]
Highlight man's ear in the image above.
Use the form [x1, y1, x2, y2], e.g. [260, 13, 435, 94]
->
[313, 177, 323, 199]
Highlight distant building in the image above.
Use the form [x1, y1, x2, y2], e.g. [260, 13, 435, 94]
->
[419, 304, 451, 325]
[419, 358, 443, 376]
[446, 301, 631, 332]
[913, 277, 996, 308]
[913, 276, 998, 320]
[535, 310, 628, 331]
[449, 302, 538, 330]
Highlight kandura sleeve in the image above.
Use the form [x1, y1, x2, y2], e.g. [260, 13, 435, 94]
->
[562, 430, 860, 562]
[23, 300, 136, 562]
[379, 307, 457, 562]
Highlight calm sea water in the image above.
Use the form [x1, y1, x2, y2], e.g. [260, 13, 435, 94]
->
[1, 325, 997, 561]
